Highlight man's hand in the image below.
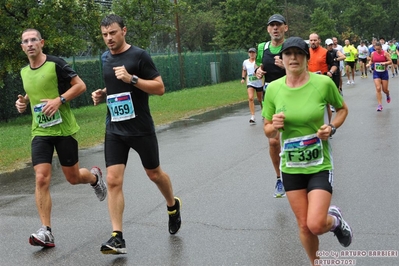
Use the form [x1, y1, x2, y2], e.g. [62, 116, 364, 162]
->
[92, 89, 105, 106]
[255, 64, 266, 79]
[15, 95, 28, 113]
[41, 98, 62, 117]
[113, 66, 131, 83]
[274, 56, 285, 69]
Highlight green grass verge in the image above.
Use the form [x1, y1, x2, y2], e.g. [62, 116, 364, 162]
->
[0, 80, 247, 173]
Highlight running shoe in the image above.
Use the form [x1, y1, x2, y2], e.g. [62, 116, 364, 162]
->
[249, 119, 256, 124]
[350, 80, 355, 85]
[386, 95, 391, 103]
[377, 104, 383, 111]
[329, 206, 353, 247]
[168, 197, 182, 234]
[273, 179, 286, 198]
[330, 105, 336, 112]
[101, 232, 127, 254]
[29, 226, 55, 248]
[91, 166, 107, 201]
[346, 80, 350, 85]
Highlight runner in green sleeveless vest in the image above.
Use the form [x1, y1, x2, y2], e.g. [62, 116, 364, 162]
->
[16, 28, 107, 249]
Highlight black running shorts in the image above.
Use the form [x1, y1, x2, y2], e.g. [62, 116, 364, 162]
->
[31, 135, 79, 167]
[247, 85, 264, 92]
[345, 61, 355, 69]
[104, 132, 160, 169]
[282, 170, 333, 194]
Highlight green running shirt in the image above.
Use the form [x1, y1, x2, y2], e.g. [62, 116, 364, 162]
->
[20, 55, 80, 137]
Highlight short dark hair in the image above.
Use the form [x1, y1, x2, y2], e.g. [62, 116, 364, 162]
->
[101, 14, 125, 29]
[22, 28, 42, 40]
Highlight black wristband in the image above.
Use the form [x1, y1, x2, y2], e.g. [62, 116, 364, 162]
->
[242, 77, 245, 80]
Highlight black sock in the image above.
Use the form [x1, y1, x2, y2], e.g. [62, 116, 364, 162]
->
[113, 231, 123, 239]
[167, 199, 179, 212]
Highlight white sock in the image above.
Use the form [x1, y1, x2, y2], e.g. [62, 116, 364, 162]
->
[330, 215, 339, 231]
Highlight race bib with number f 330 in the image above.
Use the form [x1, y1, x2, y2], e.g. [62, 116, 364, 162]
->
[283, 134, 324, 168]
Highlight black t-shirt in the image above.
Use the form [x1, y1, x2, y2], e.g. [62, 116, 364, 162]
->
[261, 48, 286, 83]
[102, 45, 160, 136]
[327, 49, 340, 75]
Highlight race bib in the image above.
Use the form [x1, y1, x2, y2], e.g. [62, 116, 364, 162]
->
[375, 63, 385, 72]
[33, 102, 62, 128]
[248, 74, 258, 82]
[107, 92, 135, 122]
[283, 134, 324, 168]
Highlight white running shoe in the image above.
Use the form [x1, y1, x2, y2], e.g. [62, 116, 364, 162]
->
[91, 166, 107, 201]
[29, 225, 55, 247]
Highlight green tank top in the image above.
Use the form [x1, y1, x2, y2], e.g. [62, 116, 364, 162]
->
[20, 56, 80, 137]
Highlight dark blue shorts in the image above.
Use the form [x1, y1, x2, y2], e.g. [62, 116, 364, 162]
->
[373, 70, 389, 80]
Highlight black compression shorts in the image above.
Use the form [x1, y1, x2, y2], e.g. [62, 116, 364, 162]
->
[31, 135, 79, 167]
[105, 132, 160, 169]
[282, 170, 333, 194]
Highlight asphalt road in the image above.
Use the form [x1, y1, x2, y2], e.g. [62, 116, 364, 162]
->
[0, 73, 398, 266]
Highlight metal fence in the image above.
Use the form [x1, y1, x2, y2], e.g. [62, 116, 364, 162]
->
[0, 49, 247, 122]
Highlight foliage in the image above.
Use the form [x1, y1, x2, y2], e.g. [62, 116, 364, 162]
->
[213, 0, 399, 48]
[309, 8, 339, 41]
[179, 9, 219, 52]
[214, 0, 278, 50]
[177, 1, 220, 52]
[110, 0, 176, 49]
[0, 0, 104, 86]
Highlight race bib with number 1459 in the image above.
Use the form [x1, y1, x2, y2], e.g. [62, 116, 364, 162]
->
[107, 92, 136, 122]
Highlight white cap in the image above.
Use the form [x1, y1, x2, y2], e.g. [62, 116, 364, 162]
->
[325, 38, 333, 45]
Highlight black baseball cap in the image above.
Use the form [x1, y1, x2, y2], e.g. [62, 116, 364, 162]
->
[248, 47, 256, 52]
[267, 14, 286, 25]
[280, 37, 310, 59]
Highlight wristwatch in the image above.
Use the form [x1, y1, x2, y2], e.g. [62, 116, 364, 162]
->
[328, 123, 336, 136]
[131, 75, 138, 85]
[60, 96, 66, 104]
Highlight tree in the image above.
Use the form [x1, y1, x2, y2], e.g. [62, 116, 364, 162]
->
[110, 0, 175, 49]
[309, 7, 339, 41]
[0, 0, 104, 86]
[179, 9, 220, 52]
[214, 0, 278, 50]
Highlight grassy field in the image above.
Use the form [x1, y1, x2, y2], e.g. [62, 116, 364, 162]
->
[0, 80, 248, 173]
